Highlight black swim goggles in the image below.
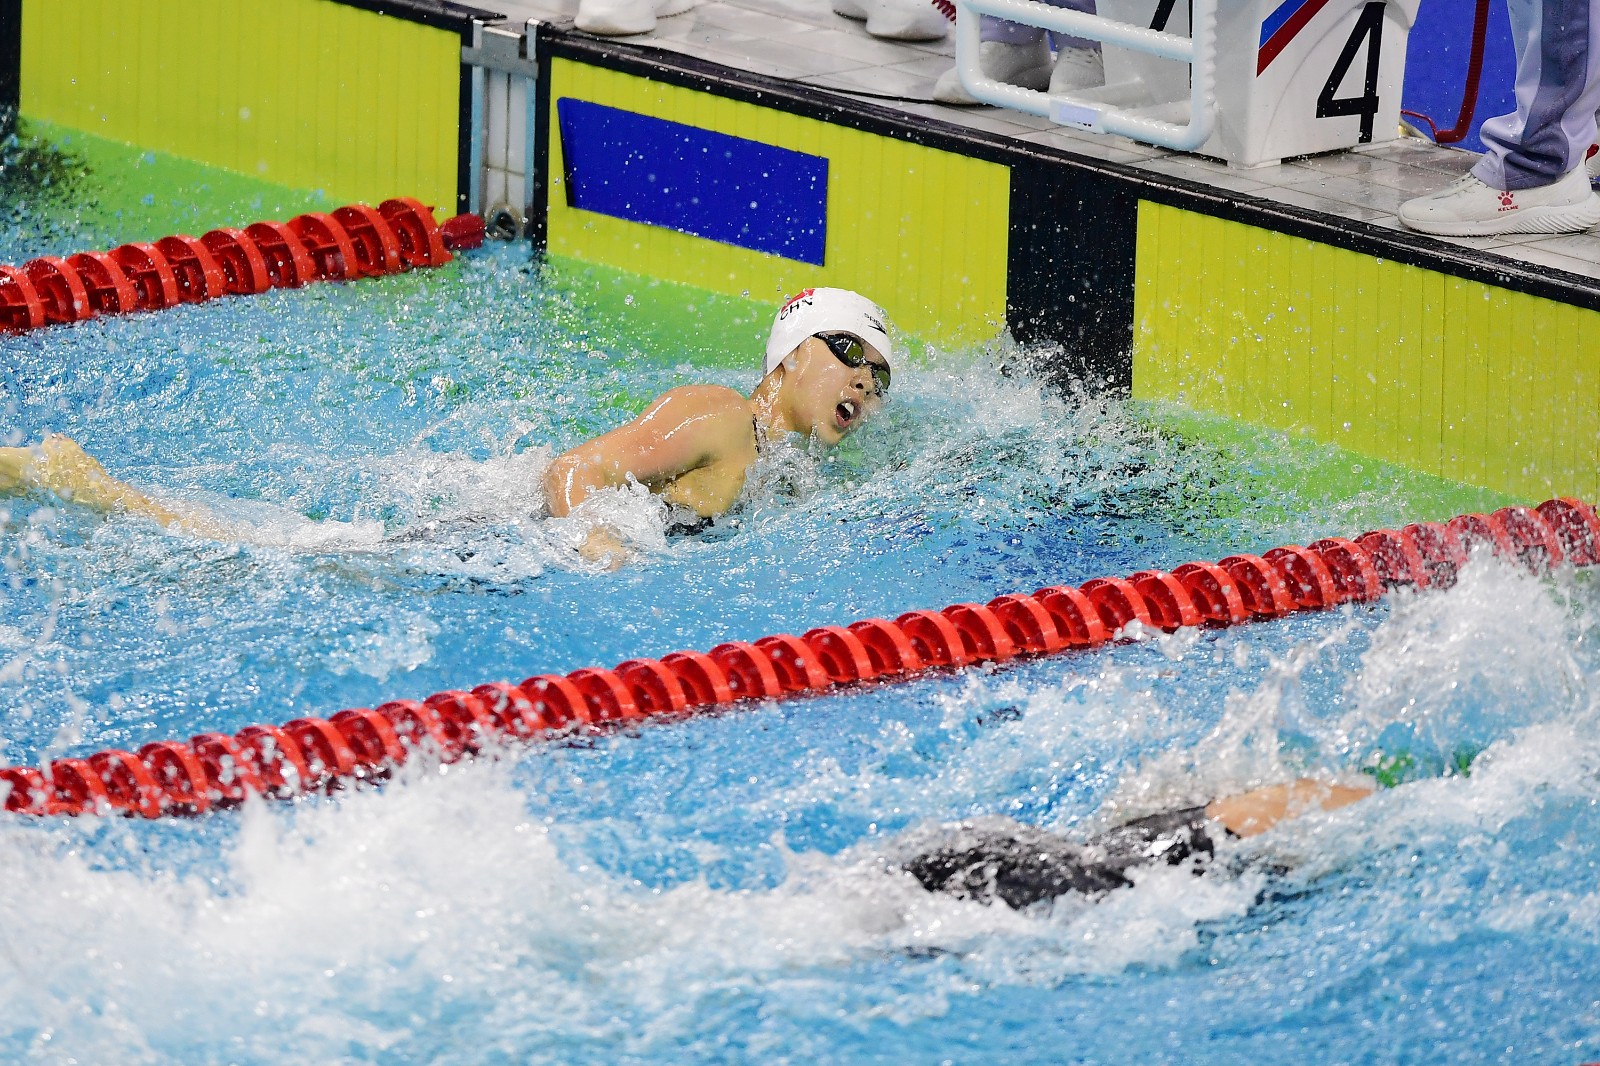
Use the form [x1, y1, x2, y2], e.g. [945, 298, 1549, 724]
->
[814, 332, 891, 397]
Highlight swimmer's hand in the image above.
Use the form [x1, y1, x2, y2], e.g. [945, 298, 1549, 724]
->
[0, 434, 231, 539]
[577, 527, 629, 570]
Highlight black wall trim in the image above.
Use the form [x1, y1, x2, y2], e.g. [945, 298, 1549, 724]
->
[527, 26, 553, 252]
[539, 25, 1600, 315]
[0, 0, 20, 141]
[1008, 163, 1137, 391]
[327, 0, 503, 35]
[457, 59, 474, 214]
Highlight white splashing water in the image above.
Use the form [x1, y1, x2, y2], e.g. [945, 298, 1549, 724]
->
[0, 246, 1593, 1061]
[0, 543, 1594, 1062]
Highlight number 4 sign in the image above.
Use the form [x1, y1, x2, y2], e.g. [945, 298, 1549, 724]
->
[1231, 0, 1421, 166]
[1314, 2, 1389, 143]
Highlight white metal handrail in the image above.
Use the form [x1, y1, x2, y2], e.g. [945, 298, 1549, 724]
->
[953, 0, 1218, 151]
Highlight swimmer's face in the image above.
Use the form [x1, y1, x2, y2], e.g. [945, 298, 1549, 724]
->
[786, 334, 889, 446]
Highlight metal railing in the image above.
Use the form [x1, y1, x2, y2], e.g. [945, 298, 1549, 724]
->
[952, 0, 1218, 150]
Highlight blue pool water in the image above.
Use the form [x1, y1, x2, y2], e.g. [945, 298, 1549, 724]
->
[2, 160, 1599, 1063]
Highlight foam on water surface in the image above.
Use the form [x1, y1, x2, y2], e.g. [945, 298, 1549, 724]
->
[0, 562, 1594, 1064]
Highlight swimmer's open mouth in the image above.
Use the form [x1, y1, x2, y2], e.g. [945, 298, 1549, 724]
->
[835, 399, 859, 429]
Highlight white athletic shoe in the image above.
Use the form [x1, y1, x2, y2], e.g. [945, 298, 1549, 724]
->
[932, 39, 1051, 105]
[1047, 46, 1104, 94]
[1397, 165, 1600, 236]
[1586, 143, 1600, 182]
[833, 0, 947, 42]
[575, 0, 698, 36]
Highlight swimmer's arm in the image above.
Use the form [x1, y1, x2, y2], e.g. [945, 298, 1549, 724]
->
[0, 434, 230, 539]
[543, 388, 750, 566]
[1205, 778, 1374, 838]
[543, 387, 748, 516]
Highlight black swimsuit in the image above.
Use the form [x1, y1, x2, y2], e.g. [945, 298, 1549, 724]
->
[382, 513, 498, 544]
[664, 512, 716, 537]
[901, 807, 1232, 910]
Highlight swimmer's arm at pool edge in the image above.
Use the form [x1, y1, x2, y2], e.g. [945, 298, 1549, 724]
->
[543, 386, 757, 560]
[0, 434, 229, 538]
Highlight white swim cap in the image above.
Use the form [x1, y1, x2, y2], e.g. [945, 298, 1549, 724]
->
[763, 287, 893, 378]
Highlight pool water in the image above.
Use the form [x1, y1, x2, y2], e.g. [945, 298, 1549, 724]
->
[1, 129, 1598, 1064]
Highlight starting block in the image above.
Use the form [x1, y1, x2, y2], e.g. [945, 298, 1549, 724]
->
[952, 0, 1421, 167]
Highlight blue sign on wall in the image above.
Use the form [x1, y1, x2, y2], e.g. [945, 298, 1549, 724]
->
[556, 98, 829, 265]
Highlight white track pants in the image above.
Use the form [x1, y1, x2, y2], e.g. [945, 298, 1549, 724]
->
[1473, 0, 1600, 190]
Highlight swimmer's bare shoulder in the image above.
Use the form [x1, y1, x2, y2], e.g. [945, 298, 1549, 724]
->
[653, 384, 757, 451]
[643, 383, 752, 430]
[544, 383, 759, 567]
[642, 385, 760, 513]
[544, 383, 757, 517]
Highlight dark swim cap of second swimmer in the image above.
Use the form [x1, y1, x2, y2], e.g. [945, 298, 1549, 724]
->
[764, 287, 893, 377]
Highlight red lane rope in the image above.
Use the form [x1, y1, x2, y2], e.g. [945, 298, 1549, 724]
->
[4, 497, 1597, 819]
[0, 200, 484, 335]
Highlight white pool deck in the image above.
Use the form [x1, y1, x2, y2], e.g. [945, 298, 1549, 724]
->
[492, 0, 1600, 283]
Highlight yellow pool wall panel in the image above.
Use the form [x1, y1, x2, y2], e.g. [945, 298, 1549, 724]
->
[545, 57, 1010, 348]
[18, 0, 460, 211]
[1133, 202, 1600, 503]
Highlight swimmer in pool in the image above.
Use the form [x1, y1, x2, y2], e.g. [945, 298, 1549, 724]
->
[543, 286, 892, 563]
[0, 287, 893, 562]
[899, 778, 1373, 910]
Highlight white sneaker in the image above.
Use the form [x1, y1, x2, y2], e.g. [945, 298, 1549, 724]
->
[1047, 46, 1103, 94]
[576, 0, 697, 35]
[1397, 165, 1600, 236]
[833, 0, 947, 42]
[1586, 143, 1599, 182]
[932, 40, 1051, 105]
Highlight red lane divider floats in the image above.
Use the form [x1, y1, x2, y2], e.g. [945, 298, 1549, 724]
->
[3, 497, 1596, 819]
[0, 198, 485, 335]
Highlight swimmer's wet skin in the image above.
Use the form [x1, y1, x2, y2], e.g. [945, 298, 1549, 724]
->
[0, 287, 893, 564]
[543, 286, 894, 565]
[0, 434, 226, 538]
[901, 779, 1373, 910]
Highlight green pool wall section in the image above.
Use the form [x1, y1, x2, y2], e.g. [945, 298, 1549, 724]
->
[1149, 406, 1518, 531]
[541, 258, 773, 374]
[6, 119, 334, 251]
[1134, 202, 1600, 506]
